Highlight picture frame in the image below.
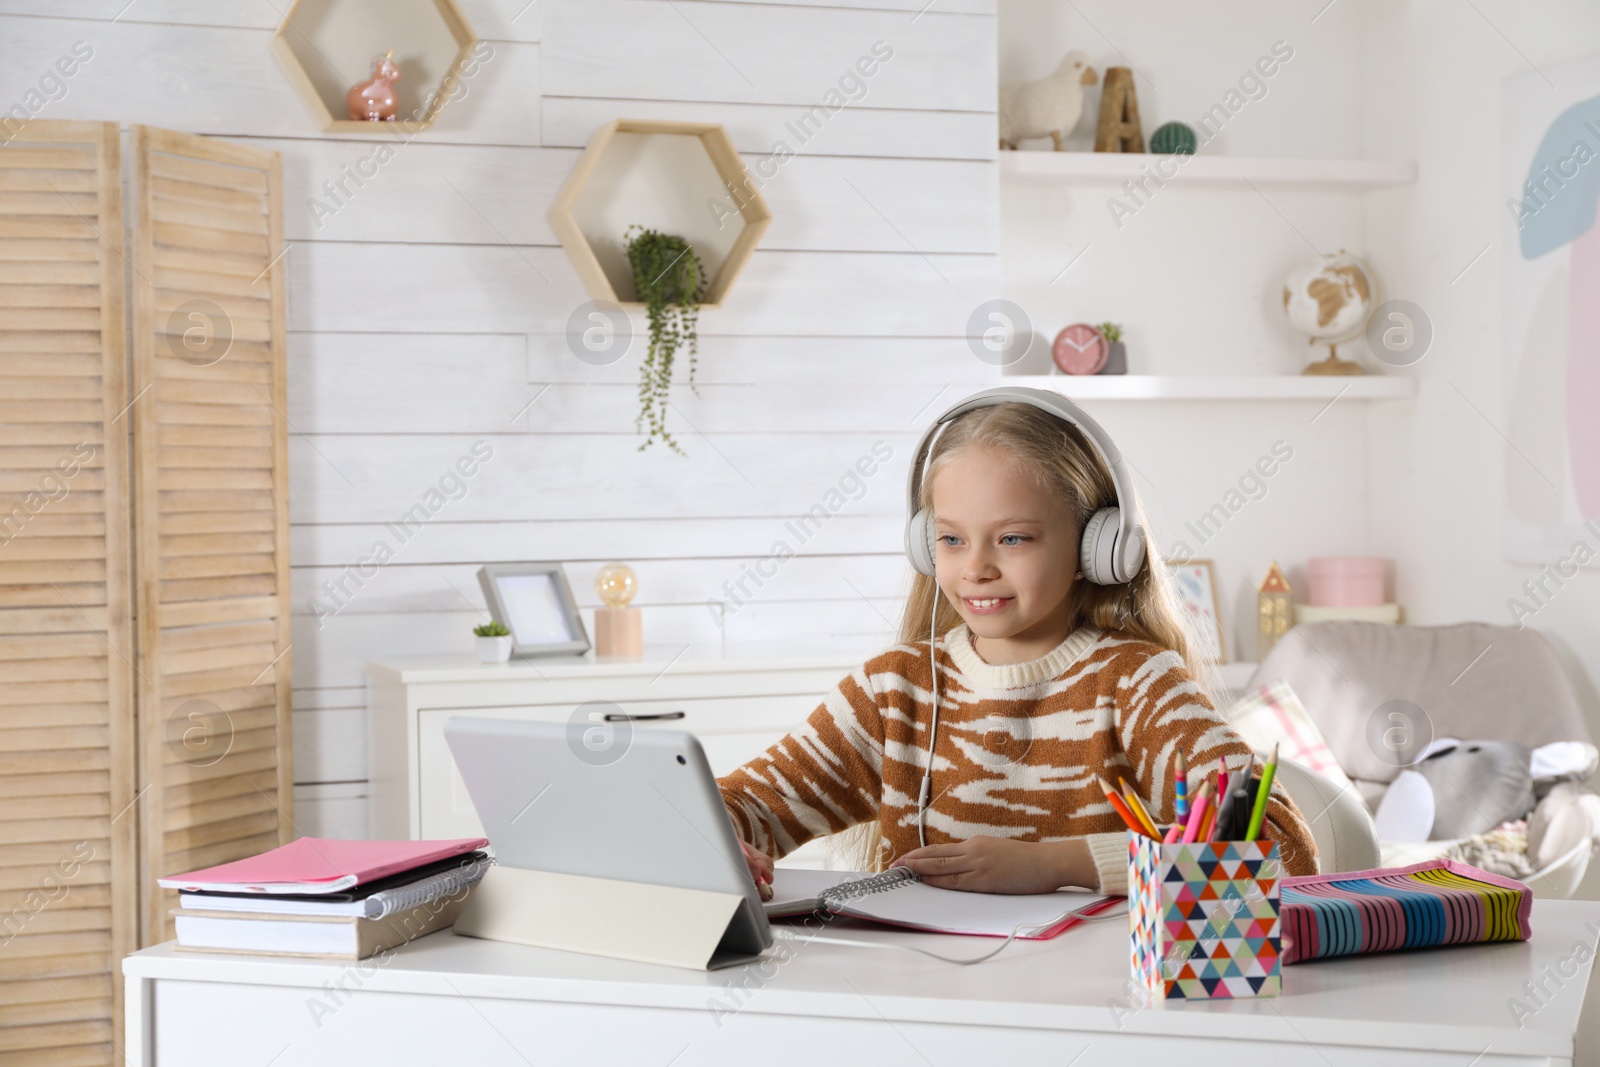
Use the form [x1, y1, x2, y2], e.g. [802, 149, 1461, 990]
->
[1167, 559, 1226, 663]
[476, 563, 591, 658]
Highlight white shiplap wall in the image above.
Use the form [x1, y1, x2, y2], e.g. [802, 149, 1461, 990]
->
[0, 0, 999, 834]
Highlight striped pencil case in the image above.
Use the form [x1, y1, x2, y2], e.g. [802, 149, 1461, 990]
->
[1280, 858, 1532, 964]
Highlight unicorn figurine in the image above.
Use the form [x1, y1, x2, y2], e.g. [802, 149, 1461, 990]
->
[347, 51, 400, 122]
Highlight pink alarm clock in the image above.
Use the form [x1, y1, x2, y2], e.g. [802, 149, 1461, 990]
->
[1052, 323, 1109, 375]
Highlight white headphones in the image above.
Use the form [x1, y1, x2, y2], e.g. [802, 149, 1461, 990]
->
[904, 387, 1146, 585]
[902, 386, 1146, 849]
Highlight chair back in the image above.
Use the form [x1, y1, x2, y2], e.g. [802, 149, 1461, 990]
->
[1273, 757, 1381, 874]
[1245, 621, 1591, 789]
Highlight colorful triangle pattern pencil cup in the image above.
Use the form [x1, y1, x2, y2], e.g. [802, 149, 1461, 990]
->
[1129, 832, 1282, 1000]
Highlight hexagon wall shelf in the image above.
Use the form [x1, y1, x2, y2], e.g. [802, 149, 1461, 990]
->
[548, 119, 773, 310]
[269, 0, 477, 133]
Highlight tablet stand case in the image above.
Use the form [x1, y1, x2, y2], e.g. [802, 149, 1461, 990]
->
[452, 865, 764, 970]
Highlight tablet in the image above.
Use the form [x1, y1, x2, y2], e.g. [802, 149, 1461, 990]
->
[443, 716, 772, 959]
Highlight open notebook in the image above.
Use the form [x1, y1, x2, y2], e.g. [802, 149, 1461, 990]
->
[764, 866, 1118, 939]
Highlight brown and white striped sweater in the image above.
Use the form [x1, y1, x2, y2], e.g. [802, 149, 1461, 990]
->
[718, 623, 1317, 893]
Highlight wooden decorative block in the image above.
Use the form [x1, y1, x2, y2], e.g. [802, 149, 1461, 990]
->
[594, 607, 643, 658]
[547, 119, 773, 310]
[129, 126, 294, 945]
[268, 0, 478, 134]
[1094, 66, 1145, 153]
[0, 119, 137, 1064]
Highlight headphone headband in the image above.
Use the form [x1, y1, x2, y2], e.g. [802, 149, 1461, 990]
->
[903, 386, 1145, 584]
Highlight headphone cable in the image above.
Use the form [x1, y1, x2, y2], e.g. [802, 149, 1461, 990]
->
[768, 900, 1129, 966]
[918, 586, 939, 849]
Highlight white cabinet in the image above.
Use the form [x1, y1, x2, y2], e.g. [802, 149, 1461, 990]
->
[366, 644, 867, 869]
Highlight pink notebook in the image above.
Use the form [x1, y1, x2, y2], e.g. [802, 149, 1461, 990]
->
[158, 837, 488, 895]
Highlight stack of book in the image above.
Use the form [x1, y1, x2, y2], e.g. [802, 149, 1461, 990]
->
[160, 836, 491, 960]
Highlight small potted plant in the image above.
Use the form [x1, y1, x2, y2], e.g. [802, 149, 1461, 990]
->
[1096, 322, 1127, 375]
[473, 620, 512, 663]
[625, 225, 706, 455]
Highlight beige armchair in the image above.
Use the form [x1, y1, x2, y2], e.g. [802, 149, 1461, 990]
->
[1244, 620, 1598, 896]
[1272, 756, 1380, 875]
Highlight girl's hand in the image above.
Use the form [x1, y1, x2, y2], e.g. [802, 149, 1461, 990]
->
[738, 838, 774, 901]
[890, 836, 1082, 895]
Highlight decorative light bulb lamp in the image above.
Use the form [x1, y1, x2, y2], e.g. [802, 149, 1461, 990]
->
[594, 562, 641, 657]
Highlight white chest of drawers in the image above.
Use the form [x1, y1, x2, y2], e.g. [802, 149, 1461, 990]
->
[366, 643, 866, 868]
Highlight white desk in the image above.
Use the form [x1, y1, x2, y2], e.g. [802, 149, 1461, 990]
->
[126, 899, 1600, 1065]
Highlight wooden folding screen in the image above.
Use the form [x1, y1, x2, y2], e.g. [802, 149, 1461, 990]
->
[0, 121, 291, 1060]
[129, 126, 293, 944]
[0, 121, 135, 1066]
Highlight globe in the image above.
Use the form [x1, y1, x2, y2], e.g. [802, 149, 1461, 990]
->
[1281, 252, 1376, 372]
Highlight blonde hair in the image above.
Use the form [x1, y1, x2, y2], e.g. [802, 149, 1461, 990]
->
[834, 400, 1224, 872]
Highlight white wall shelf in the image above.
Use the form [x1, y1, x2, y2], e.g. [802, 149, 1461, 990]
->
[999, 374, 1418, 400]
[998, 152, 1417, 191]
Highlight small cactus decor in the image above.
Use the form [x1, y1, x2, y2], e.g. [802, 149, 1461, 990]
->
[474, 618, 512, 662]
[1150, 121, 1197, 155]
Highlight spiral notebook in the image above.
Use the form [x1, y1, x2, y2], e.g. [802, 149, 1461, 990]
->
[764, 866, 1116, 939]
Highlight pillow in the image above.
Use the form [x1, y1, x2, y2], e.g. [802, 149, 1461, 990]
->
[1223, 680, 1358, 797]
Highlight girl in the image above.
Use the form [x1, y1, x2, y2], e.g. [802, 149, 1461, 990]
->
[720, 393, 1317, 898]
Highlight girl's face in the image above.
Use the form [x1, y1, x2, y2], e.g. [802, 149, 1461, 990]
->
[930, 445, 1079, 655]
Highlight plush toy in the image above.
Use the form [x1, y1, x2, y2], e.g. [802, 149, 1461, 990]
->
[1375, 738, 1599, 850]
[998, 51, 1097, 151]
[1529, 782, 1600, 869]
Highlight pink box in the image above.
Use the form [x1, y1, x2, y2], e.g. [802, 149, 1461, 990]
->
[1308, 557, 1386, 607]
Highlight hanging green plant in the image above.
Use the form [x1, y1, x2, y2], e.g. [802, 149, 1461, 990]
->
[625, 225, 707, 455]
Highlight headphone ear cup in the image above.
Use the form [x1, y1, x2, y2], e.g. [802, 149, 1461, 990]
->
[906, 508, 937, 577]
[1080, 507, 1147, 585]
[1079, 507, 1121, 585]
[1122, 524, 1147, 583]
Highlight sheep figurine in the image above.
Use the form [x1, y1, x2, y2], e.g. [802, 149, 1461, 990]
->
[998, 51, 1097, 151]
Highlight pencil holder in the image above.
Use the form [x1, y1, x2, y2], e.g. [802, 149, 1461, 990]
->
[1129, 832, 1282, 1000]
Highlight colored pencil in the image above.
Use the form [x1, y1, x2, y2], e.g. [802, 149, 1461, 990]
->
[1210, 783, 1235, 842]
[1163, 823, 1183, 843]
[1119, 778, 1159, 837]
[1246, 743, 1280, 841]
[1237, 755, 1256, 838]
[1173, 749, 1189, 820]
[1180, 781, 1213, 844]
[1098, 776, 1153, 838]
